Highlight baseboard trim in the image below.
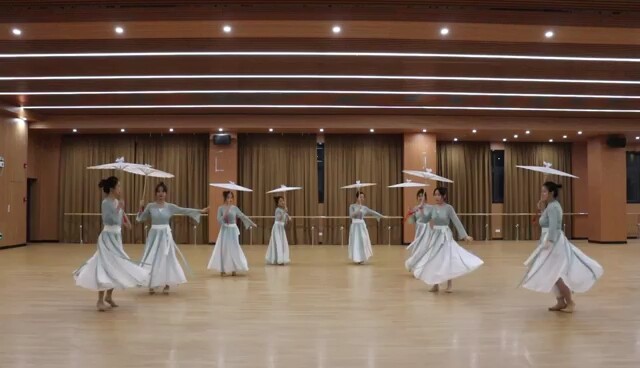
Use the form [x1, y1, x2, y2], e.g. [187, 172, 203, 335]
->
[571, 237, 588, 240]
[588, 240, 628, 244]
[28, 240, 60, 243]
[0, 243, 27, 250]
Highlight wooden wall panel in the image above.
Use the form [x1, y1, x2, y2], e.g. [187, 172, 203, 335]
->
[0, 118, 28, 247]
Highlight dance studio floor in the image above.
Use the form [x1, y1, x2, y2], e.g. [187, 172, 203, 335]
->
[1, 241, 639, 368]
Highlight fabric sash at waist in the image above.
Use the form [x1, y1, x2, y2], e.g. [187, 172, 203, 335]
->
[102, 225, 121, 233]
[352, 219, 365, 224]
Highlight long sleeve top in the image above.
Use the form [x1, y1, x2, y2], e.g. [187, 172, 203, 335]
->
[539, 199, 562, 243]
[421, 204, 469, 240]
[217, 205, 256, 229]
[275, 207, 290, 223]
[102, 198, 123, 226]
[408, 204, 431, 224]
[349, 204, 383, 221]
[136, 202, 201, 225]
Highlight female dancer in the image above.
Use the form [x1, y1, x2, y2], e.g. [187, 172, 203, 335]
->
[348, 191, 384, 264]
[405, 189, 432, 273]
[207, 191, 256, 276]
[265, 196, 290, 265]
[413, 187, 482, 292]
[74, 176, 149, 311]
[520, 181, 603, 313]
[136, 182, 208, 295]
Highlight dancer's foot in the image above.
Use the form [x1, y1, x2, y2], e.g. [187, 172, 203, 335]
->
[162, 285, 170, 295]
[220, 272, 226, 277]
[104, 298, 119, 308]
[429, 285, 439, 293]
[96, 301, 108, 312]
[149, 288, 156, 295]
[356, 261, 364, 265]
[231, 271, 237, 276]
[560, 301, 575, 313]
[548, 301, 567, 311]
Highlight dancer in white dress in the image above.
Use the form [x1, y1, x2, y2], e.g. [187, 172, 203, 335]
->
[413, 187, 482, 292]
[348, 191, 384, 264]
[207, 191, 256, 276]
[520, 181, 603, 313]
[265, 196, 291, 265]
[405, 189, 433, 273]
[136, 182, 208, 295]
[73, 176, 149, 311]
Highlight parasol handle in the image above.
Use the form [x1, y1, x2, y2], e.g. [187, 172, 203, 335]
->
[140, 176, 148, 203]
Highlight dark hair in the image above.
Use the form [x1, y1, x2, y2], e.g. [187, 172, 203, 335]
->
[433, 187, 448, 201]
[273, 196, 284, 207]
[543, 181, 563, 198]
[222, 191, 233, 201]
[416, 188, 425, 199]
[355, 191, 365, 199]
[155, 182, 168, 193]
[98, 176, 119, 194]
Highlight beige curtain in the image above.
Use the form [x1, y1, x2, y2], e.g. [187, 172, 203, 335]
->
[60, 134, 209, 244]
[324, 134, 403, 245]
[237, 134, 318, 245]
[504, 143, 573, 240]
[437, 142, 492, 240]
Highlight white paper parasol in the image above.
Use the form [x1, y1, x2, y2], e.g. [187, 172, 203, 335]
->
[341, 180, 377, 189]
[388, 179, 429, 188]
[403, 169, 454, 183]
[267, 185, 303, 194]
[209, 181, 253, 192]
[87, 157, 175, 200]
[516, 161, 578, 179]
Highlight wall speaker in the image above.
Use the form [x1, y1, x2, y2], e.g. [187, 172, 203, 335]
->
[213, 134, 231, 145]
[606, 135, 626, 148]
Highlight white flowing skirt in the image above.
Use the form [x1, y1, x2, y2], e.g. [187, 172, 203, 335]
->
[405, 223, 432, 272]
[140, 225, 190, 288]
[413, 226, 484, 285]
[266, 221, 290, 265]
[348, 219, 373, 263]
[73, 225, 149, 291]
[208, 224, 249, 273]
[520, 228, 603, 293]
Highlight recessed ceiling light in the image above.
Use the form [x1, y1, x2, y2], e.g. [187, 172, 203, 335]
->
[12, 28, 21, 36]
[370, 128, 375, 133]
[18, 117, 27, 122]
[525, 130, 531, 134]
[502, 138, 507, 142]
[453, 138, 458, 142]
[120, 128, 125, 132]
[319, 128, 324, 132]
[636, 136, 639, 140]
[332, 26, 341, 34]
[218, 128, 223, 132]
[115, 26, 124, 34]
[563, 135, 568, 139]
[549, 139, 554, 142]
[269, 128, 274, 132]
[422, 129, 427, 133]
[513, 134, 519, 138]
[223, 25, 232, 33]
[72, 129, 77, 133]
[169, 128, 174, 132]
[545, 30, 554, 39]
[472, 129, 477, 133]
[440, 28, 450, 36]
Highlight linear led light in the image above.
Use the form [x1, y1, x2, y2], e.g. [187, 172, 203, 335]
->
[1, 74, 638, 85]
[22, 104, 640, 113]
[1, 51, 640, 63]
[4, 90, 640, 99]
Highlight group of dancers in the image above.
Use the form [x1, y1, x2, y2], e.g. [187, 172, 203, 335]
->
[74, 175, 603, 314]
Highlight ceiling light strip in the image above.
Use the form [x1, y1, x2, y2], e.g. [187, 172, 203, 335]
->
[1, 74, 639, 85]
[22, 104, 640, 113]
[0, 51, 639, 63]
[4, 90, 640, 99]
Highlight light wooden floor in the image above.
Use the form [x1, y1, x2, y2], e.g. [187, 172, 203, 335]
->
[1, 241, 640, 368]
